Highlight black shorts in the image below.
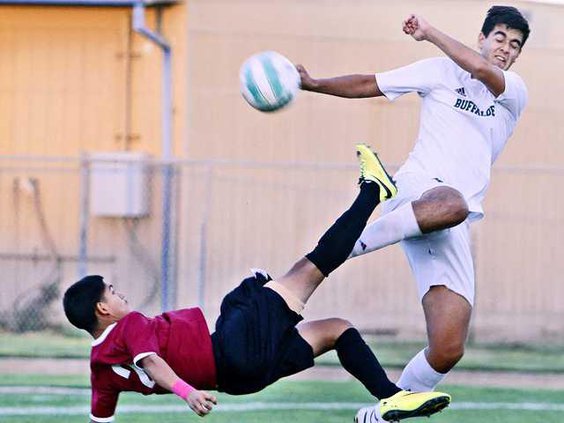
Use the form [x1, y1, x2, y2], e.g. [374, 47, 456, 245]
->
[211, 271, 314, 395]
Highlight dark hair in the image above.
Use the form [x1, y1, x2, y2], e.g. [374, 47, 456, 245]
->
[481, 6, 531, 47]
[63, 275, 106, 334]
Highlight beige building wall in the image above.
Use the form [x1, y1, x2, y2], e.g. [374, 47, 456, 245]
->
[0, 1, 562, 341]
[0, 5, 187, 321]
[182, 0, 564, 341]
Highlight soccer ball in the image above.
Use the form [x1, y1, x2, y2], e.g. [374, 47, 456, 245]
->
[239, 51, 300, 112]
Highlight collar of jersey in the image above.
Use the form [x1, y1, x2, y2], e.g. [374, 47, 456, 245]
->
[92, 322, 117, 347]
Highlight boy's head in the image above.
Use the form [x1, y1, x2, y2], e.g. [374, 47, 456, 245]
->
[63, 275, 130, 336]
[481, 6, 530, 47]
[478, 6, 530, 70]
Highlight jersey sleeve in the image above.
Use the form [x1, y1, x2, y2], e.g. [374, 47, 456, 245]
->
[121, 312, 161, 365]
[90, 377, 119, 422]
[497, 70, 528, 119]
[375, 57, 446, 101]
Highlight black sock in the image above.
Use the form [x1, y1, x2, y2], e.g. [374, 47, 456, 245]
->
[305, 182, 380, 277]
[335, 328, 401, 400]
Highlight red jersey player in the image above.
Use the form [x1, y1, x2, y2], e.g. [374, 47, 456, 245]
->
[63, 145, 451, 423]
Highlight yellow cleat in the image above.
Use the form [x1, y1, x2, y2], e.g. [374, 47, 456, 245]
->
[355, 390, 451, 422]
[356, 143, 398, 202]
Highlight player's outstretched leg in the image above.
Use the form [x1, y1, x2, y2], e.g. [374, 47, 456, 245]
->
[273, 144, 398, 307]
[355, 390, 451, 423]
[304, 143, 397, 278]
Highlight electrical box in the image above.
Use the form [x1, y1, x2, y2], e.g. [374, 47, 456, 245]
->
[89, 152, 151, 218]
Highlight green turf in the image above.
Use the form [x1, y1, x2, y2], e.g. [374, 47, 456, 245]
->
[0, 330, 90, 358]
[0, 373, 89, 387]
[319, 339, 564, 373]
[1, 379, 563, 423]
[3, 331, 564, 373]
[3, 411, 562, 423]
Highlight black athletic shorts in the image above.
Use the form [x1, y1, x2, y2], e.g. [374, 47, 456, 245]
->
[211, 270, 314, 395]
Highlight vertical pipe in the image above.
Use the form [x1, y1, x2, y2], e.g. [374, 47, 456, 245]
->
[133, 2, 175, 311]
[78, 154, 90, 279]
[160, 22, 175, 311]
[197, 165, 213, 309]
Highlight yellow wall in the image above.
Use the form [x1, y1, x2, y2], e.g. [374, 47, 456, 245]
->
[0, 7, 129, 154]
[0, 5, 187, 156]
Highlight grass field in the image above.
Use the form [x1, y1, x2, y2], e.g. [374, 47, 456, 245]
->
[2, 333, 564, 422]
[3, 330, 564, 373]
[1, 376, 564, 423]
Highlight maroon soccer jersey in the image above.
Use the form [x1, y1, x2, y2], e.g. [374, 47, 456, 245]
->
[89, 308, 216, 422]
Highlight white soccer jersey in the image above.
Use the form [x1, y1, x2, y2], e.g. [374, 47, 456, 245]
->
[376, 57, 527, 220]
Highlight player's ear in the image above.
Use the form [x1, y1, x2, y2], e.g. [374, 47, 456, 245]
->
[95, 300, 110, 316]
[477, 32, 486, 50]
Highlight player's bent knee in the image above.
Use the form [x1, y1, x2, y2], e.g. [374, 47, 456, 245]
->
[326, 318, 354, 344]
[438, 189, 469, 225]
[335, 318, 354, 332]
[447, 198, 469, 225]
[298, 318, 355, 355]
[416, 187, 469, 231]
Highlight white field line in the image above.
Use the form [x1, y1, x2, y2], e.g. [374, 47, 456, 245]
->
[1, 387, 564, 416]
[2, 402, 564, 416]
[0, 387, 90, 395]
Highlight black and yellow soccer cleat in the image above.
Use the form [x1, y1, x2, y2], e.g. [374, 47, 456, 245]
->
[356, 143, 398, 202]
[355, 390, 451, 422]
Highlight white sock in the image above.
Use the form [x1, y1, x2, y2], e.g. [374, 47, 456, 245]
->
[397, 349, 447, 392]
[349, 202, 422, 258]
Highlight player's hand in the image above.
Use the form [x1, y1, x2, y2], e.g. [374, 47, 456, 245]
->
[295, 64, 315, 90]
[402, 14, 430, 41]
[185, 389, 217, 417]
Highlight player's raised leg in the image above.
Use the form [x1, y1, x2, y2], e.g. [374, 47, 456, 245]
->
[349, 186, 468, 258]
[270, 143, 397, 309]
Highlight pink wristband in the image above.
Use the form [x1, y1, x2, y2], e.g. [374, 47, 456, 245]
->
[172, 379, 195, 399]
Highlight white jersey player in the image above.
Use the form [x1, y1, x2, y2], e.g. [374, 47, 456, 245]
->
[297, 6, 530, 422]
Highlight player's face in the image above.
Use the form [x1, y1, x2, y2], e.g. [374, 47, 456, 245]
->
[478, 24, 524, 71]
[101, 283, 131, 319]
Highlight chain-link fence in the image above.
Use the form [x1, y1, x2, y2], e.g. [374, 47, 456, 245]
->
[0, 155, 172, 332]
[1, 155, 563, 342]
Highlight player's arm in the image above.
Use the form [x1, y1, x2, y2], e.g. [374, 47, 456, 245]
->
[297, 64, 383, 98]
[140, 354, 217, 417]
[403, 14, 505, 96]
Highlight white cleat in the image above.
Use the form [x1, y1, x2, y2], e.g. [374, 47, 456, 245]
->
[355, 405, 386, 423]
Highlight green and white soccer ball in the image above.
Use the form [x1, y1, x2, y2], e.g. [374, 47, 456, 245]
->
[239, 51, 300, 112]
